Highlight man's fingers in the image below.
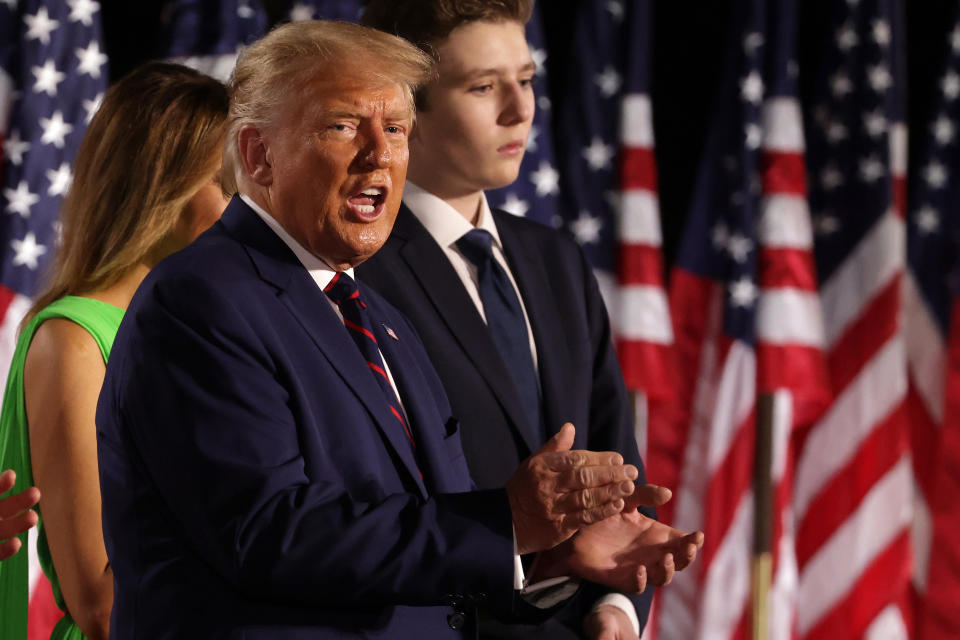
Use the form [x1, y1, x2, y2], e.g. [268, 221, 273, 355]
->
[0, 486, 40, 519]
[537, 423, 575, 455]
[0, 469, 15, 495]
[0, 536, 22, 562]
[624, 483, 672, 510]
[556, 464, 638, 491]
[542, 450, 628, 473]
[555, 481, 634, 514]
[562, 497, 625, 529]
[0, 508, 38, 541]
[634, 563, 648, 594]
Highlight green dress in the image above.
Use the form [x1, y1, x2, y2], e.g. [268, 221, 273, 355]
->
[0, 296, 124, 640]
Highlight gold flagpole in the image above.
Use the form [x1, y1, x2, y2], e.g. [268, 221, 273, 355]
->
[752, 393, 775, 640]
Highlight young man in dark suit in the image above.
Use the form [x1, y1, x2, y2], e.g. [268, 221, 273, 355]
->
[358, 2, 665, 638]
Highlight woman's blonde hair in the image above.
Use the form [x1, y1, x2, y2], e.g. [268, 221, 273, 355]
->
[25, 62, 229, 325]
[225, 20, 435, 187]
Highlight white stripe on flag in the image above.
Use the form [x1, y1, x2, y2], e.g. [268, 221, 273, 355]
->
[821, 211, 904, 348]
[620, 191, 662, 245]
[912, 482, 932, 593]
[0, 294, 32, 396]
[903, 272, 946, 424]
[794, 335, 907, 521]
[797, 457, 913, 636]
[757, 289, 825, 347]
[706, 341, 755, 473]
[166, 53, 241, 82]
[759, 195, 814, 249]
[864, 603, 909, 640]
[620, 94, 654, 147]
[889, 123, 908, 176]
[698, 492, 753, 640]
[761, 97, 805, 152]
[618, 285, 673, 344]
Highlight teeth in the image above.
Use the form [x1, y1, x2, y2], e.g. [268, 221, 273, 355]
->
[355, 205, 375, 214]
[361, 188, 382, 196]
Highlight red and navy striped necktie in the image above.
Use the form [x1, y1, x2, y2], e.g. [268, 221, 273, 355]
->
[323, 272, 417, 454]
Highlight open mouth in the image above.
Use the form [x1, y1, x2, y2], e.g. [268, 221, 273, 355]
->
[347, 187, 387, 220]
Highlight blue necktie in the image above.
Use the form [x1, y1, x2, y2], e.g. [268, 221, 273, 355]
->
[324, 272, 418, 456]
[456, 229, 543, 447]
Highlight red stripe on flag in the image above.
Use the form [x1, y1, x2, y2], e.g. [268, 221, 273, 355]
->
[756, 344, 832, 426]
[826, 275, 901, 393]
[618, 244, 665, 287]
[761, 150, 807, 196]
[620, 146, 658, 192]
[27, 574, 62, 640]
[758, 248, 819, 291]
[906, 384, 940, 499]
[616, 340, 675, 400]
[802, 531, 912, 640]
[892, 176, 907, 218]
[795, 404, 909, 568]
[0, 283, 17, 322]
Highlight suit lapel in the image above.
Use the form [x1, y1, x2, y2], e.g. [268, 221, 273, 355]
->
[391, 206, 541, 455]
[221, 198, 428, 499]
[494, 211, 569, 442]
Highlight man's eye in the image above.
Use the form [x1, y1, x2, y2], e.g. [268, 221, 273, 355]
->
[519, 77, 535, 88]
[469, 84, 493, 95]
[385, 125, 404, 134]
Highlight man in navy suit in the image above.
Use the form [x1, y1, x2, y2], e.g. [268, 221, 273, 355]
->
[96, 20, 700, 640]
[358, 2, 664, 638]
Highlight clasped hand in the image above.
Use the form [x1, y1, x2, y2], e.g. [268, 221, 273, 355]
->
[505, 424, 704, 593]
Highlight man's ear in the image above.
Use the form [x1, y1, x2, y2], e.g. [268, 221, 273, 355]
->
[237, 125, 273, 186]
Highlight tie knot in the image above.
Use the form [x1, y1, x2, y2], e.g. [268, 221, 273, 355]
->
[323, 272, 365, 308]
[456, 229, 495, 267]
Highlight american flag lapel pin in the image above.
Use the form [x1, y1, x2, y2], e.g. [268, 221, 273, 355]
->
[382, 323, 399, 341]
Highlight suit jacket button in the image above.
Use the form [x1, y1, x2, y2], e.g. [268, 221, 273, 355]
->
[447, 612, 466, 630]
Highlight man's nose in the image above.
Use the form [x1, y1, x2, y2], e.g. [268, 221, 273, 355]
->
[359, 129, 392, 169]
[499, 82, 534, 126]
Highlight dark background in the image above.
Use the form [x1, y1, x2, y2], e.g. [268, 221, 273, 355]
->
[99, 0, 947, 269]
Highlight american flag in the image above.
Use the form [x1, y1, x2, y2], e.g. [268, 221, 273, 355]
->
[905, 4, 960, 638]
[0, 1, 108, 637]
[794, 0, 912, 637]
[283, 0, 363, 23]
[486, 1, 560, 229]
[159, 0, 267, 81]
[653, 0, 830, 637]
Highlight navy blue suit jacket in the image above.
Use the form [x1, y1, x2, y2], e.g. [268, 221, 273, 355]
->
[357, 205, 655, 636]
[96, 198, 521, 639]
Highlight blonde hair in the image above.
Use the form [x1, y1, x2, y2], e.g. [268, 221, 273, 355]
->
[225, 20, 435, 185]
[25, 62, 229, 325]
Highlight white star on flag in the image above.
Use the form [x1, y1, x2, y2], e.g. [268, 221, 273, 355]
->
[836, 25, 858, 51]
[571, 211, 602, 245]
[830, 71, 853, 97]
[859, 156, 885, 182]
[46, 163, 73, 197]
[76, 41, 108, 78]
[526, 125, 540, 152]
[530, 48, 547, 76]
[821, 164, 844, 189]
[289, 3, 314, 22]
[915, 206, 941, 234]
[67, 0, 100, 25]
[712, 222, 730, 250]
[237, 1, 254, 18]
[83, 93, 104, 124]
[24, 7, 59, 45]
[873, 19, 891, 46]
[952, 24, 960, 53]
[4, 181, 40, 218]
[2, 131, 30, 166]
[2, 0, 17, 10]
[40, 111, 74, 148]
[499, 193, 529, 217]
[740, 71, 764, 104]
[932, 115, 955, 145]
[727, 233, 754, 263]
[529, 161, 560, 196]
[11, 233, 48, 270]
[537, 96, 551, 111]
[33, 60, 66, 97]
[745, 123, 762, 149]
[582, 136, 614, 171]
[863, 110, 887, 138]
[605, 1, 624, 22]
[827, 121, 849, 142]
[728, 277, 758, 308]
[594, 66, 621, 98]
[743, 32, 764, 55]
[868, 64, 893, 92]
[923, 161, 948, 188]
[815, 213, 841, 236]
[943, 71, 960, 100]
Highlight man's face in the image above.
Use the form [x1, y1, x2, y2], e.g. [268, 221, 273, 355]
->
[263, 75, 412, 269]
[409, 20, 535, 197]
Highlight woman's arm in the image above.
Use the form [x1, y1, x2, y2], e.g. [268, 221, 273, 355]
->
[25, 319, 113, 640]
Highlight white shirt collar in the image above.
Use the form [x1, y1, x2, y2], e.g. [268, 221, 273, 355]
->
[402, 181, 503, 251]
[239, 193, 353, 288]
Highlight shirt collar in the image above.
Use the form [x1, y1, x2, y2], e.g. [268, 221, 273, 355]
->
[403, 181, 503, 251]
[240, 193, 353, 288]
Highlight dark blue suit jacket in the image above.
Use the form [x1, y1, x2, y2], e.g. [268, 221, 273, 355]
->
[357, 205, 655, 637]
[96, 198, 520, 639]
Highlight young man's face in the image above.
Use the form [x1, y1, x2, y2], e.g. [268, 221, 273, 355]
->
[408, 19, 535, 199]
